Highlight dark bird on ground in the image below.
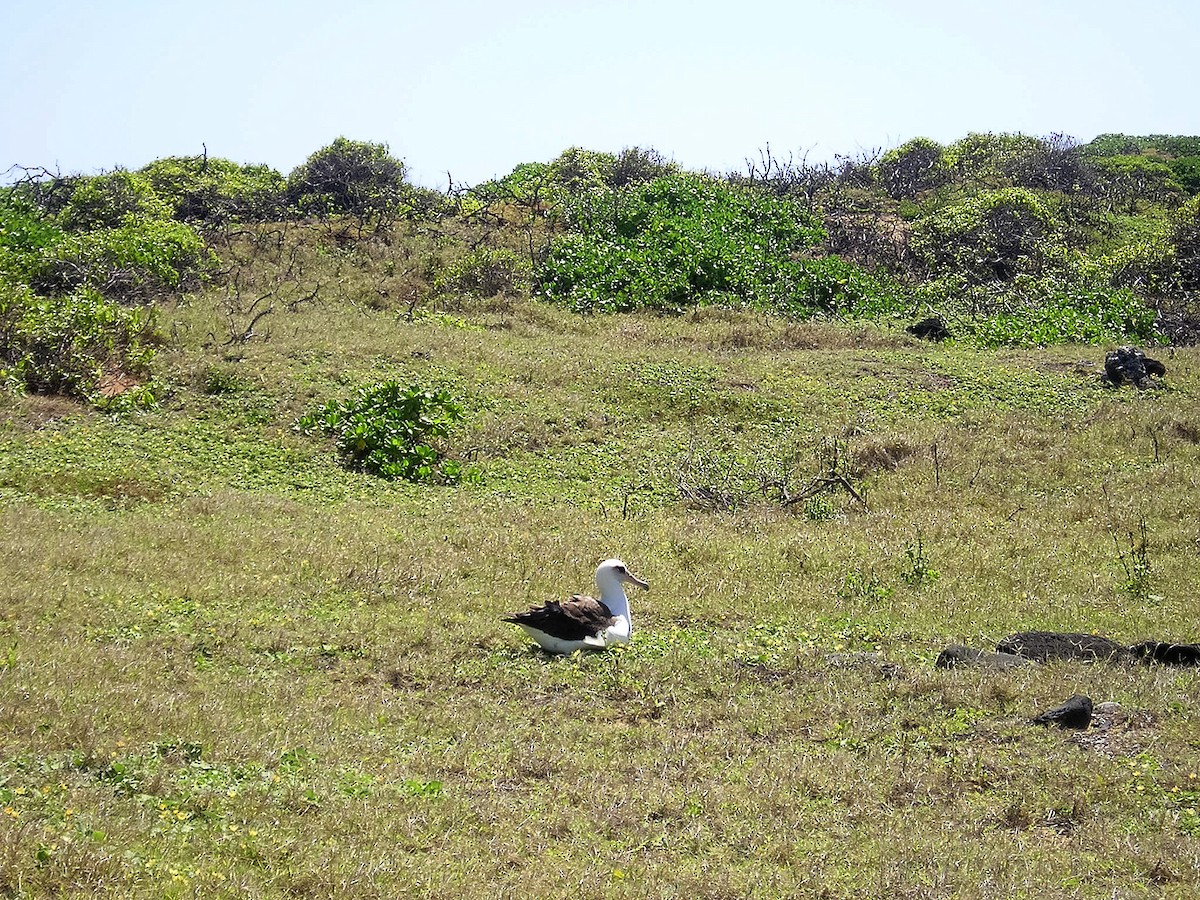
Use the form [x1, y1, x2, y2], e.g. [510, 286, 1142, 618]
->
[997, 631, 1127, 663]
[1128, 641, 1200, 667]
[906, 316, 950, 341]
[1031, 695, 1093, 730]
[503, 559, 649, 654]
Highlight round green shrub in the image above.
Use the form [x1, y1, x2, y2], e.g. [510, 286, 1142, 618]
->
[58, 171, 171, 231]
[287, 138, 408, 218]
[296, 381, 470, 484]
[876, 138, 949, 199]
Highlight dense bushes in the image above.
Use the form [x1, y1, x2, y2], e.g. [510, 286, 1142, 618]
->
[1171, 196, 1200, 293]
[139, 156, 287, 223]
[5, 127, 1200, 376]
[57, 171, 171, 231]
[538, 172, 844, 313]
[876, 138, 949, 200]
[910, 188, 1057, 283]
[946, 133, 1092, 193]
[0, 282, 159, 406]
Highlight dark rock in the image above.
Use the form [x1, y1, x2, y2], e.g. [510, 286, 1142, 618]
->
[906, 316, 950, 342]
[997, 631, 1128, 663]
[1103, 346, 1166, 389]
[935, 645, 1030, 670]
[1128, 641, 1200, 667]
[1031, 694, 1093, 729]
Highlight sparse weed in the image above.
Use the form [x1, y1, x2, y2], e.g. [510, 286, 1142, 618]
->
[1114, 515, 1155, 601]
[900, 529, 941, 588]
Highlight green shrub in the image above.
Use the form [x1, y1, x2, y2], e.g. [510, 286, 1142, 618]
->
[0, 198, 67, 286]
[58, 171, 171, 231]
[45, 215, 215, 300]
[549, 147, 619, 197]
[468, 147, 675, 220]
[287, 138, 408, 218]
[139, 156, 287, 223]
[1171, 196, 1200, 293]
[946, 132, 1092, 193]
[1084, 134, 1200, 159]
[1168, 156, 1200, 194]
[1096, 239, 1177, 295]
[876, 138, 949, 199]
[910, 188, 1057, 283]
[1094, 156, 1184, 207]
[780, 255, 907, 319]
[0, 283, 160, 405]
[434, 248, 531, 298]
[537, 172, 827, 313]
[608, 146, 677, 188]
[946, 133, 1046, 186]
[917, 267, 1157, 347]
[296, 381, 470, 483]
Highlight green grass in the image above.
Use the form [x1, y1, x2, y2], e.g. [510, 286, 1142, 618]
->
[2, 281, 1200, 897]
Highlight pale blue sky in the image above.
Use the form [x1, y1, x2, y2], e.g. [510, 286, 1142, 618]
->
[3, 0, 1196, 188]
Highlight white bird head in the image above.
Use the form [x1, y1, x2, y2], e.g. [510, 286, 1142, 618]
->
[595, 558, 649, 593]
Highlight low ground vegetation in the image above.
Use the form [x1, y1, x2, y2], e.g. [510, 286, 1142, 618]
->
[1, 133, 1200, 897]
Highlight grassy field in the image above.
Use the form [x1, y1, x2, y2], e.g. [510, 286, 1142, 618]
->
[2, 280, 1200, 898]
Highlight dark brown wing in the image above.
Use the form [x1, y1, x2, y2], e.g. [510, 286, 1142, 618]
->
[502, 594, 615, 641]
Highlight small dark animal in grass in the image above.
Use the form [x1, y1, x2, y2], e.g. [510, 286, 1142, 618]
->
[1128, 641, 1200, 667]
[935, 645, 1030, 670]
[997, 631, 1128, 663]
[906, 316, 950, 341]
[1103, 346, 1166, 389]
[1031, 695, 1093, 730]
[503, 559, 649, 654]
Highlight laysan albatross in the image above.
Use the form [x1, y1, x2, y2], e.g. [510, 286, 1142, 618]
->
[504, 558, 649, 654]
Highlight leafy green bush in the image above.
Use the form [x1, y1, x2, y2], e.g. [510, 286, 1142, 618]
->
[946, 132, 1092, 193]
[549, 147, 619, 197]
[915, 267, 1156, 347]
[910, 188, 1057, 283]
[44, 215, 215, 300]
[1085, 134, 1200, 159]
[296, 381, 470, 483]
[876, 138, 949, 199]
[1095, 238, 1177, 295]
[1171, 196, 1200, 293]
[537, 172, 828, 313]
[434, 247, 531, 298]
[1094, 155, 1184, 203]
[946, 133, 1046, 186]
[1168, 157, 1200, 194]
[58, 171, 171, 231]
[968, 284, 1154, 347]
[0, 198, 67, 286]
[0, 282, 160, 406]
[778, 255, 906, 319]
[287, 138, 409, 218]
[139, 156, 287, 223]
[608, 146, 678, 188]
